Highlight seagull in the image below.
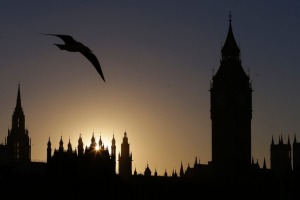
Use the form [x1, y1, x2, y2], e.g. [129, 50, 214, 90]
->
[41, 33, 105, 82]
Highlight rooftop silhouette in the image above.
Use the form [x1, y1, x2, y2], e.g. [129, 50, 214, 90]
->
[0, 15, 299, 199]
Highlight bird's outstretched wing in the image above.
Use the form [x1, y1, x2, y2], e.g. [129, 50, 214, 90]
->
[80, 50, 105, 82]
[41, 33, 105, 82]
[40, 33, 77, 44]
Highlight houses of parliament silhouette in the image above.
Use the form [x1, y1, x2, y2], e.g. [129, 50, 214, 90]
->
[0, 16, 299, 199]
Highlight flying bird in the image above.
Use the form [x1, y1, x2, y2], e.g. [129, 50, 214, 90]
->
[41, 33, 105, 82]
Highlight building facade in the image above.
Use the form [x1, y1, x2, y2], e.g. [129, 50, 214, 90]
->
[0, 84, 31, 168]
[47, 131, 132, 179]
[118, 131, 132, 178]
[210, 14, 252, 176]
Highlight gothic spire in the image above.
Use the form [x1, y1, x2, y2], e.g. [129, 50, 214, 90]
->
[99, 134, 102, 147]
[68, 138, 72, 151]
[12, 83, 25, 130]
[271, 135, 274, 146]
[221, 12, 240, 62]
[263, 157, 267, 170]
[47, 137, 51, 146]
[16, 82, 22, 108]
[91, 132, 96, 148]
[111, 134, 116, 156]
[279, 135, 283, 144]
[180, 161, 184, 177]
[59, 135, 64, 151]
[112, 134, 115, 144]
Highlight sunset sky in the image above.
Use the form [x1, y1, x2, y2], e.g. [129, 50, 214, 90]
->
[0, 1, 300, 175]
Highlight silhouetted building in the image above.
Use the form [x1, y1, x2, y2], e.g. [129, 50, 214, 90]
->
[47, 133, 116, 179]
[0, 84, 31, 169]
[271, 135, 292, 177]
[144, 163, 151, 177]
[184, 157, 211, 180]
[293, 135, 300, 172]
[1, 14, 300, 200]
[118, 131, 132, 178]
[7, 83, 31, 164]
[0, 84, 46, 179]
[209, 13, 252, 177]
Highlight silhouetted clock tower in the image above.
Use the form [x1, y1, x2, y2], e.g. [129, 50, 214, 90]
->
[210, 15, 253, 176]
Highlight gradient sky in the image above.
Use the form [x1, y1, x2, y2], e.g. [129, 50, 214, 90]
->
[0, 1, 300, 175]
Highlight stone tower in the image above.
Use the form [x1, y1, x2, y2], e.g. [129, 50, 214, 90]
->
[210, 14, 252, 176]
[118, 131, 132, 178]
[6, 84, 31, 164]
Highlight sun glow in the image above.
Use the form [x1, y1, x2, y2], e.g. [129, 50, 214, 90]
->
[95, 145, 100, 151]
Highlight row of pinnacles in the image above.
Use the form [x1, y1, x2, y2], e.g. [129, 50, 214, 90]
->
[271, 135, 300, 177]
[47, 131, 133, 179]
[2, 83, 300, 181]
[181, 135, 300, 180]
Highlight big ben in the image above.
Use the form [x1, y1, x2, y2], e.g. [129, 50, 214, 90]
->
[210, 15, 253, 176]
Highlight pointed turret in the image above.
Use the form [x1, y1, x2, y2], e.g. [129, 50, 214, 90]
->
[90, 132, 96, 149]
[111, 134, 116, 157]
[134, 167, 137, 176]
[144, 163, 151, 177]
[47, 137, 52, 163]
[112, 134, 116, 144]
[67, 138, 72, 152]
[180, 161, 184, 177]
[213, 13, 249, 85]
[194, 156, 198, 167]
[172, 169, 178, 178]
[12, 83, 25, 130]
[263, 157, 267, 170]
[47, 136, 51, 147]
[221, 12, 240, 62]
[99, 134, 102, 147]
[16, 83, 22, 108]
[59, 135, 64, 152]
[154, 169, 158, 177]
[77, 133, 84, 156]
[279, 135, 283, 145]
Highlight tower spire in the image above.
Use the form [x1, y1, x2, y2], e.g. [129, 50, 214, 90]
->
[12, 83, 25, 130]
[221, 12, 240, 62]
[17, 82, 21, 108]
